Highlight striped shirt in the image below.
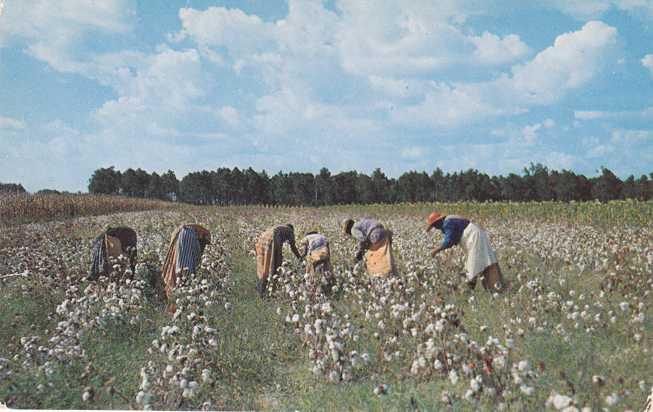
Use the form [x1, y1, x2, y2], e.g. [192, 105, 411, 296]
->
[176, 226, 202, 274]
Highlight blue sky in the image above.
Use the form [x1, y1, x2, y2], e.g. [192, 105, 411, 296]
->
[1, 0, 652, 192]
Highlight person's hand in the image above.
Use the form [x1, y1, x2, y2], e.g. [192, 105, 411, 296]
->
[431, 248, 439, 258]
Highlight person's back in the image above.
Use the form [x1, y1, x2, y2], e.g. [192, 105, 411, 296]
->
[351, 218, 385, 245]
[304, 233, 327, 252]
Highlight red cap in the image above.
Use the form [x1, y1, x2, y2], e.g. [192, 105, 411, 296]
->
[426, 212, 444, 232]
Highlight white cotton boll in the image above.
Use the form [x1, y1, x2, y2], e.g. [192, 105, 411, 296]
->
[470, 377, 481, 393]
[434, 359, 443, 370]
[517, 360, 530, 372]
[520, 385, 534, 396]
[328, 370, 340, 382]
[551, 394, 572, 409]
[619, 302, 629, 312]
[449, 370, 459, 385]
[605, 393, 619, 406]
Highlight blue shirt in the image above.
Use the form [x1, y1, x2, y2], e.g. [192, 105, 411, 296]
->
[439, 217, 470, 250]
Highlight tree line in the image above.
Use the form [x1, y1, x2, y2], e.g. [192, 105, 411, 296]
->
[0, 183, 27, 194]
[86, 164, 653, 205]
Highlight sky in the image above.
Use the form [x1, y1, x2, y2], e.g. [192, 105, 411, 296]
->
[0, 0, 652, 192]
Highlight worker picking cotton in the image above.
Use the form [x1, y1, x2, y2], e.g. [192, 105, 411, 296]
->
[343, 218, 396, 277]
[299, 231, 334, 294]
[160, 224, 211, 312]
[255, 224, 303, 297]
[87, 226, 137, 281]
[426, 212, 505, 292]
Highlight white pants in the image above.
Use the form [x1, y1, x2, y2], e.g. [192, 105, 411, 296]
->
[460, 223, 498, 281]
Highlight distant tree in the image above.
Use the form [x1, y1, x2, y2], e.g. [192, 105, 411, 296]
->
[88, 166, 121, 195]
[553, 170, 578, 202]
[621, 175, 638, 200]
[271, 172, 293, 205]
[120, 168, 139, 197]
[430, 168, 444, 202]
[290, 172, 315, 206]
[146, 172, 165, 199]
[524, 163, 553, 201]
[591, 167, 623, 202]
[86, 165, 652, 205]
[332, 171, 358, 204]
[0, 182, 27, 194]
[36, 189, 61, 195]
[160, 170, 179, 201]
[315, 168, 334, 205]
[356, 173, 375, 204]
[636, 175, 651, 200]
[498, 173, 525, 201]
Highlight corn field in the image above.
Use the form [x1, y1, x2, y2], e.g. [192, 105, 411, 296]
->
[0, 194, 176, 226]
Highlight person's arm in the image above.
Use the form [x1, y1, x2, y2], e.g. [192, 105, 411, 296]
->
[288, 236, 303, 260]
[355, 241, 366, 262]
[431, 223, 455, 257]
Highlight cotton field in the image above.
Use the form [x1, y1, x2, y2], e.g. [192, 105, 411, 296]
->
[0, 202, 651, 410]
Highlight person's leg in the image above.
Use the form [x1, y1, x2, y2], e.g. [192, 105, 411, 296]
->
[481, 263, 504, 292]
[256, 277, 268, 298]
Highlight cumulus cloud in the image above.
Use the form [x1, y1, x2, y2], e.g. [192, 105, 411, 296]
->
[504, 21, 618, 105]
[470, 32, 529, 65]
[0, 115, 25, 130]
[391, 21, 618, 129]
[574, 107, 653, 121]
[0, 0, 134, 72]
[642, 54, 653, 75]
[521, 119, 555, 144]
[92, 47, 205, 127]
[547, 0, 653, 19]
[217, 106, 241, 128]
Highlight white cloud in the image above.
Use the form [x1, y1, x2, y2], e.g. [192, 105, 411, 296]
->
[400, 146, 426, 159]
[521, 119, 554, 144]
[391, 21, 618, 129]
[547, 0, 653, 19]
[611, 129, 653, 145]
[642, 54, 653, 75]
[574, 107, 653, 121]
[0, 0, 134, 72]
[217, 106, 241, 128]
[575, 110, 608, 120]
[176, 7, 276, 57]
[93, 47, 205, 127]
[0, 115, 25, 130]
[470, 32, 529, 65]
[504, 21, 618, 105]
